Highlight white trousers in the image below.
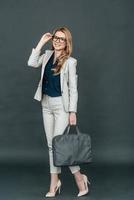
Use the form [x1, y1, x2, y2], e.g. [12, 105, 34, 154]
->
[41, 94, 80, 174]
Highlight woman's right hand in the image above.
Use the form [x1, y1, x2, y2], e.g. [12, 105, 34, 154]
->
[39, 32, 53, 45]
[35, 32, 53, 51]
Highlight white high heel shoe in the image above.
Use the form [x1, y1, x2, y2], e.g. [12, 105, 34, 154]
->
[77, 174, 91, 197]
[45, 179, 61, 197]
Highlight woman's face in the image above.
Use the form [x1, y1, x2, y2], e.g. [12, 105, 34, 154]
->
[52, 31, 67, 51]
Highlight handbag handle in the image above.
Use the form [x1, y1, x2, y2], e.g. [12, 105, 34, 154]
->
[66, 124, 81, 135]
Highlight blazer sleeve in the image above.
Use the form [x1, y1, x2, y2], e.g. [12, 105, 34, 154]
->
[68, 59, 78, 113]
[27, 48, 45, 68]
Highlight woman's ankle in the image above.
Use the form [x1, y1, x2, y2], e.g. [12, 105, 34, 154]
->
[73, 171, 83, 181]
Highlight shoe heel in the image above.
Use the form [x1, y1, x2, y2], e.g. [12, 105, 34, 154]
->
[58, 185, 61, 194]
[83, 174, 91, 185]
[87, 179, 91, 185]
[45, 180, 61, 197]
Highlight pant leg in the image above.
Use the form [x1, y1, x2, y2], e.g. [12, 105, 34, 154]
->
[49, 96, 81, 174]
[41, 94, 61, 174]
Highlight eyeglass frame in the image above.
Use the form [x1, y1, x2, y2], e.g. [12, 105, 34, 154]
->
[52, 35, 67, 43]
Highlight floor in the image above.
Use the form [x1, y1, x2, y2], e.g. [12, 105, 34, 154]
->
[0, 162, 133, 200]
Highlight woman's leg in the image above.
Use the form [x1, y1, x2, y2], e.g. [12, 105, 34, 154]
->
[50, 96, 87, 192]
[51, 96, 81, 174]
[73, 170, 88, 192]
[41, 95, 61, 174]
[41, 95, 61, 193]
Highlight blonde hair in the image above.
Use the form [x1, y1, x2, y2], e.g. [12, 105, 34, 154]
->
[50, 26, 73, 75]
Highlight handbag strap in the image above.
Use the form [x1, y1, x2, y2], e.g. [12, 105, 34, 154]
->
[66, 124, 81, 135]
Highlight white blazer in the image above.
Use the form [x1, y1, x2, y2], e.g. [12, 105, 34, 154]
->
[27, 48, 78, 113]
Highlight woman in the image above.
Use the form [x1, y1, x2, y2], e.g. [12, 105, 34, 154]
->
[27, 26, 90, 197]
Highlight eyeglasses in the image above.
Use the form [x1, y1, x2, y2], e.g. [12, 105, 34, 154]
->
[52, 35, 66, 43]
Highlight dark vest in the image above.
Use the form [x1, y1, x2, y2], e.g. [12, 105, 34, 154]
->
[42, 52, 62, 97]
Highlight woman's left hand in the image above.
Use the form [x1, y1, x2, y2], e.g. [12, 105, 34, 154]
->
[69, 112, 77, 125]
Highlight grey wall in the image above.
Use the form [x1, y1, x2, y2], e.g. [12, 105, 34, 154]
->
[0, 0, 134, 164]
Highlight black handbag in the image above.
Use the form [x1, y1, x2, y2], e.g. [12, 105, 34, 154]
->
[52, 124, 92, 167]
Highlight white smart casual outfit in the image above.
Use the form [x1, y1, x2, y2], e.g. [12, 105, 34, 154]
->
[27, 48, 80, 173]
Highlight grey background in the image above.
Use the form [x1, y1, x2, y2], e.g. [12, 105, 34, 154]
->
[0, 0, 134, 165]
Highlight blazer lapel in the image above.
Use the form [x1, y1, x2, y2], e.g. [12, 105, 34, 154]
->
[41, 50, 54, 80]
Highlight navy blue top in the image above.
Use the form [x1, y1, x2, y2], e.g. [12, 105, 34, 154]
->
[42, 52, 62, 97]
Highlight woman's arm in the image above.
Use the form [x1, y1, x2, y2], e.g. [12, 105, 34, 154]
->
[68, 59, 78, 113]
[27, 47, 45, 68]
[27, 32, 53, 68]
